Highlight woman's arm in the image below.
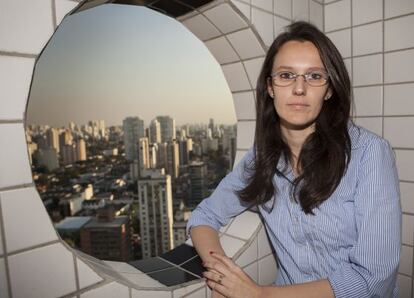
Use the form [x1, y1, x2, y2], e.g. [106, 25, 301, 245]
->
[260, 279, 334, 298]
[190, 225, 225, 263]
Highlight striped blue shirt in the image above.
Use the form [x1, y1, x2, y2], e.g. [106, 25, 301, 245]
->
[187, 123, 401, 297]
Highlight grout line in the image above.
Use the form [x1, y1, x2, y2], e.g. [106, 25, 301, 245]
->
[381, 0, 386, 138]
[0, 51, 37, 59]
[400, 180, 414, 184]
[219, 54, 265, 67]
[0, 183, 35, 193]
[354, 81, 414, 88]
[73, 252, 81, 293]
[402, 212, 414, 216]
[0, 120, 24, 124]
[0, 193, 12, 298]
[6, 240, 61, 257]
[52, 0, 57, 29]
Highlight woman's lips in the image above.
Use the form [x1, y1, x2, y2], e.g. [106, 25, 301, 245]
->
[288, 103, 309, 109]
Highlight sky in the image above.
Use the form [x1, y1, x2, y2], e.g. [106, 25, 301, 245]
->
[26, 4, 236, 128]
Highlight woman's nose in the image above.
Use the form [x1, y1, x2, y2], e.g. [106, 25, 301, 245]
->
[292, 75, 306, 95]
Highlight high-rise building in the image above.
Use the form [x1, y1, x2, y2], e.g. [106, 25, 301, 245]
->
[76, 139, 87, 161]
[59, 129, 73, 149]
[157, 142, 168, 170]
[149, 143, 158, 168]
[179, 139, 189, 166]
[33, 148, 59, 171]
[188, 161, 208, 207]
[138, 169, 174, 258]
[138, 137, 150, 171]
[61, 143, 78, 165]
[149, 119, 161, 144]
[123, 117, 145, 161]
[156, 116, 176, 143]
[167, 140, 180, 179]
[46, 128, 60, 153]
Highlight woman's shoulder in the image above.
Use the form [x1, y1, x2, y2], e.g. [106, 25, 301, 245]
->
[348, 121, 391, 152]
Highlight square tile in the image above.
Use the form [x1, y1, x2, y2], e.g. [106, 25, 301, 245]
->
[231, 1, 251, 22]
[81, 282, 130, 298]
[344, 58, 352, 81]
[399, 245, 413, 276]
[173, 282, 205, 298]
[397, 274, 412, 298]
[352, 0, 382, 26]
[402, 214, 414, 245]
[55, 0, 79, 26]
[385, 0, 414, 18]
[257, 225, 274, 258]
[76, 258, 103, 290]
[0, 258, 9, 298]
[258, 253, 277, 285]
[219, 234, 246, 257]
[8, 243, 76, 298]
[353, 117, 383, 136]
[204, 3, 248, 34]
[327, 29, 352, 58]
[252, 7, 274, 46]
[132, 289, 172, 298]
[325, 0, 351, 32]
[161, 243, 198, 265]
[252, 0, 273, 12]
[117, 271, 165, 288]
[400, 182, 414, 214]
[353, 54, 383, 86]
[129, 257, 174, 273]
[182, 14, 221, 41]
[0, 0, 54, 54]
[353, 86, 383, 116]
[384, 83, 414, 116]
[0, 56, 35, 121]
[274, 0, 292, 19]
[385, 49, 414, 84]
[384, 117, 414, 148]
[221, 62, 252, 92]
[274, 16, 291, 37]
[243, 57, 265, 88]
[148, 267, 200, 287]
[235, 237, 258, 267]
[236, 120, 256, 149]
[395, 150, 414, 182]
[1, 187, 58, 253]
[205, 36, 239, 64]
[385, 14, 414, 52]
[227, 28, 266, 60]
[225, 210, 261, 240]
[292, 0, 309, 21]
[309, 0, 323, 31]
[243, 261, 258, 283]
[233, 91, 256, 120]
[181, 256, 205, 277]
[353, 22, 383, 56]
[0, 123, 33, 188]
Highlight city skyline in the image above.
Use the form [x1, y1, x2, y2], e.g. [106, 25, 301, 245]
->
[26, 4, 237, 127]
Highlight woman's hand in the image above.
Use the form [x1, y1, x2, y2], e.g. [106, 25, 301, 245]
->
[203, 252, 262, 298]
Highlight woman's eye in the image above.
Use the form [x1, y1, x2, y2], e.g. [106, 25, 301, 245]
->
[308, 72, 324, 80]
[279, 72, 294, 79]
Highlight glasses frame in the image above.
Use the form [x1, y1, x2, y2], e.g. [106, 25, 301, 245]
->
[269, 70, 329, 87]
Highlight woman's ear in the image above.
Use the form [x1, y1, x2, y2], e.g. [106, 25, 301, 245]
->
[324, 88, 333, 100]
[267, 77, 274, 98]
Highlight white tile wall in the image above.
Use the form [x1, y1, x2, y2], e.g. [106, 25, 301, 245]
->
[231, 1, 251, 22]
[243, 261, 258, 283]
[77, 258, 103, 289]
[395, 150, 414, 181]
[327, 29, 352, 58]
[55, 0, 79, 26]
[233, 91, 256, 120]
[237, 120, 256, 149]
[219, 234, 246, 257]
[0, 56, 35, 121]
[236, 237, 258, 267]
[225, 211, 261, 240]
[0, 124, 33, 188]
[227, 28, 266, 59]
[274, 16, 291, 36]
[252, 7, 274, 46]
[402, 214, 414, 245]
[252, 0, 273, 12]
[1, 187, 58, 253]
[343, 58, 352, 82]
[400, 245, 413, 276]
[0, 0, 54, 54]
[292, 0, 309, 21]
[385, 14, 414, 52]
[385, 0, 414, 18]
[0, 258, 9, 298]
[173, 282, 204, 297]
[257, 226, 273, 259]
[8, 243, 76, 298]
[132, 289, 172, 298]
[183, 14, 221, 41]
[352, 0, 383, 26]
[310, 0, 323, 31]
[353, 117, 383, 136]
[353, 22, 383, 56]
[205, 36, 239, 64]
[397, 273, 413, 298]
[105, 261, 164, 287]
[244, 57, 265, 88]
[353, 54, 383, 86]
[384, 49, 414, 84]
[400, 182, 414, 214]
[325, 0, 351, 32]
[257, 254, 277, 285]
[204, 3, 248, 34]
[222, 62, 251, 91]
[274, 0, 292, 19]
[384, 117, 414, 148]
[384, 83, 414, 116]
[353, 86, 383, 116]
[182, 287, 206, 298]
[81, 282, 130, 298]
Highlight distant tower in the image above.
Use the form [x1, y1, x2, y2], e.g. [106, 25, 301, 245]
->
[46, 128, 60, 153]
[156, 116, 176, 143]
[123, 117, 145, 161]
[149, 119, 161, 144]
[76, 139, 87, 161]
[188, 161, 208, 208]
[167, 140, 180, 179]
[138, 137, 150, 171]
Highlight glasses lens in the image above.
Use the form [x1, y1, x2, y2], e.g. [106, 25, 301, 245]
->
[273, 71, 296, 86]
[305, 71, 328, 86]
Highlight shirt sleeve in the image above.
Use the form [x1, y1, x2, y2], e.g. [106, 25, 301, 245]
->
[186, 148, 255, 236]
[328, 137, 402, 298]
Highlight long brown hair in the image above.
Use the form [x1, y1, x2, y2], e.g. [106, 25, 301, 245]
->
[237, 21, 352, 214]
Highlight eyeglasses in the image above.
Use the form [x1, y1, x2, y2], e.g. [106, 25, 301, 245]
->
[270, 70, 329, 87]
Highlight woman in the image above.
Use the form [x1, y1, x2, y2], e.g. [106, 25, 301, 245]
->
[186, 21, 401, 298]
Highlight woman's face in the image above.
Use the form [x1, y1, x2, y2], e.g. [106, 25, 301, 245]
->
[267, 40, 332, 131]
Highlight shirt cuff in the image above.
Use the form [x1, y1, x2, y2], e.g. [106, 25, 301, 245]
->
[185, 211, 221, 238]
[327, 263, 370, 298]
